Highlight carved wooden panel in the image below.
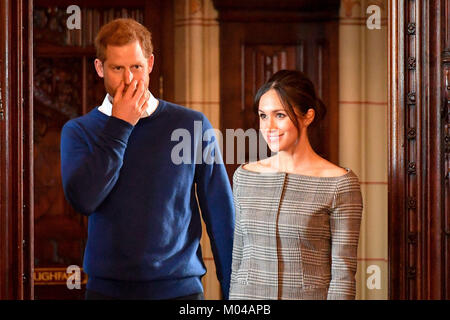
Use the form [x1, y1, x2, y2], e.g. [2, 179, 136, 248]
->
[33, 57, 84, 263]
[33, 56, 86, 299]
[389, 0, 450, 299]
[406, 0, 418, 299]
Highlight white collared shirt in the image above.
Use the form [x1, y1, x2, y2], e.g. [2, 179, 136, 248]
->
[98, 91, 159, 118]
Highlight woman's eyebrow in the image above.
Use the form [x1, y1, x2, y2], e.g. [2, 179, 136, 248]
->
[258, 109, 285, 113]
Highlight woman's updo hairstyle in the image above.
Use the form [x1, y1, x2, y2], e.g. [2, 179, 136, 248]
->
[254, 69, 327, 133]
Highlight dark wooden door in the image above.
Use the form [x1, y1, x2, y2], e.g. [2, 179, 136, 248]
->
[389, 0, 450, 299]
[32, 0, 167, 299]
[213, 0, 340, 181]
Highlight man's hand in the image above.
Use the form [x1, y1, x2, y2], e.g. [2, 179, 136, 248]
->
[112, 79, 150, 126]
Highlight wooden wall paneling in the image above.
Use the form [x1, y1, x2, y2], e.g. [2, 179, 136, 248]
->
[0, 0, 34, 300]
[0, 0, 10, 300]
[427, 0, 449, 300]
[442, 0, 450, 299]
[22, 0, 34, 301]
[33, 57, 85, 295]
[389, 0, 449, 300]
[388, 0, 407, 299]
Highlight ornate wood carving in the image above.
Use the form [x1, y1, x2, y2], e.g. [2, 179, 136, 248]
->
[389, 0, 449, 299]
[34, 58, 82, 120]
[33, 57, 86, 272]
[407, 22, 416, 35]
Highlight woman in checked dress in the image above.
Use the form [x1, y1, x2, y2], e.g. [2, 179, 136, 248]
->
[229, 70, 363, 300]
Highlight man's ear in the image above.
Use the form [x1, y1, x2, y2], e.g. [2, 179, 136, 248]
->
[147, 54, 155, 74]
[94, 58, 104, 78]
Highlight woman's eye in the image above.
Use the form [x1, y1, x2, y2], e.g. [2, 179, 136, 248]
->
[259, 114, 267, 119]
[276, 113, 286, 118]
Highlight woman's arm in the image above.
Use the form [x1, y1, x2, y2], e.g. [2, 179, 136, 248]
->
[327, 174, 363, 300]
[229, 172, 243, 291]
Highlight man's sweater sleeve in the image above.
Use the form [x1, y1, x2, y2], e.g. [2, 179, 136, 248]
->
[195, 115, 235, 300]
[60, 116, 134, 215]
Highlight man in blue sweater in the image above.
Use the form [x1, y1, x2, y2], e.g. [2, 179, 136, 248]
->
[60, 18, 234, 300]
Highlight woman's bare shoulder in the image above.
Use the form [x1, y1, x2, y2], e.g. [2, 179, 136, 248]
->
[317, 159, 349, 177]
[242, 157, 277, 173]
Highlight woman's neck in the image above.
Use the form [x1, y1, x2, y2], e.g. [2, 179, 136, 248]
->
[271, 131, 321, 172]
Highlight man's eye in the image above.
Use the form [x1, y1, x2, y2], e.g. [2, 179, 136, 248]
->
[132, 65, 142, 70]
[114, 67, 122, 71]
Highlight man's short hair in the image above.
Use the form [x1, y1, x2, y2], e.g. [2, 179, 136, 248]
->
[94, 18, 153, 62]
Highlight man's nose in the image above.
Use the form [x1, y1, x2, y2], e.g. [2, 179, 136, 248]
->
[123, 68, 133, 85]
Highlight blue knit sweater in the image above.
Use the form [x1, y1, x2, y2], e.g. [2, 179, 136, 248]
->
[60, 99, 234, 299]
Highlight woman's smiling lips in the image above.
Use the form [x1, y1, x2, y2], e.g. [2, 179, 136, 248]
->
[266, 133, 284, 142]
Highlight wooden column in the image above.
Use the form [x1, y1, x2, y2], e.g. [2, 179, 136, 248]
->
[0, 0, 34, 300]
[389, 0, 449, 299]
